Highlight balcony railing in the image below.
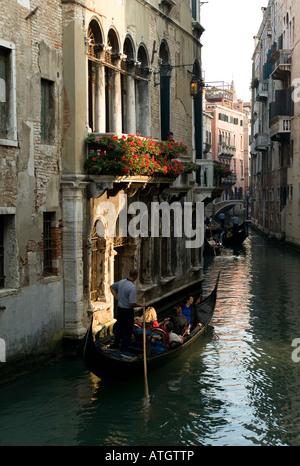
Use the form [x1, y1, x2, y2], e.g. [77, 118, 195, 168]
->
[270, 50, 291, 80]
[270, 116, 291, 139]
[256, 81, 268, 101]
[254, 133, 269, 151]
[269, 88, 294, 121]
[221, 174, 237, 185]
[195, 159, 215, 188]
[218, 144, 236, 158]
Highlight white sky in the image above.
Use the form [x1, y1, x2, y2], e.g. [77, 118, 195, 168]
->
[200, 0, 268, 102]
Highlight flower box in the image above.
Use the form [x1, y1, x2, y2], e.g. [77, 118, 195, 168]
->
[84, 133, 197, 179]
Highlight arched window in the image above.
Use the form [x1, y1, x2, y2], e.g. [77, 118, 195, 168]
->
[136, 43, 151, 137]
[105, 28, 121, 133]
[121, 36, 136, 134]
[192, 60, 202, 160]
[159, 40, 171, 140]
[87, 19, 104, 132]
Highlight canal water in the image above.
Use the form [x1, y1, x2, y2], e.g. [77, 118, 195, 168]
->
[1, 229, 300, 446]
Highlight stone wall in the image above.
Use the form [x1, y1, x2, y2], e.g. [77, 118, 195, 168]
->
[0, 0, 64, 362]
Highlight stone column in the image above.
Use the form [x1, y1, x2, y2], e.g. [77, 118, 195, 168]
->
[95, 64, 106, 133]
[112, 70, 122, 133]
[126, 74, 136, 134]
[62, 177, 88, 340]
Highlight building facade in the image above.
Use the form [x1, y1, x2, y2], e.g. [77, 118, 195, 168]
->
[0, 0, 64, 363]
[0, 0, 217, 364]
[205, 82, 250, 201]
[250, 0, 300, 247]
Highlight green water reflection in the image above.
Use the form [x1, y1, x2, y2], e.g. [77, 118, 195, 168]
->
[0, 230, 300, 446]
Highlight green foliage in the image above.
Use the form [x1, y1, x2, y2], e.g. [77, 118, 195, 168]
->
[214, 162, 233, 178]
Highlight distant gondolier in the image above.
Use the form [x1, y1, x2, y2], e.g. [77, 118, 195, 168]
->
[110, 269, 146, 350]
[218, 212, 226, 229]
[231, 216, 239, 233]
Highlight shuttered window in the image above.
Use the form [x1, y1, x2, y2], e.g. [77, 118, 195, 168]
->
[41, 79, 54, 144]
[43, 212, 54, 276]
[191, 0, 197, 20]
[0, 48, 8, 139]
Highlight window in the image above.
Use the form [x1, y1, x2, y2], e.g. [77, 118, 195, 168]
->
[41, 79, 55, 144]
[191, 0, 198, 21]
[0, 39, 17, 146]
[0, 213, 18, 290]
[43, 212, 55, 276]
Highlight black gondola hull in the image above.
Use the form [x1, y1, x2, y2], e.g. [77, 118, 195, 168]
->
[222, 223, 248, 247]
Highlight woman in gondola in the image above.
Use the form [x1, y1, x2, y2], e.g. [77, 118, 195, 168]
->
[169, 305, 189, 336]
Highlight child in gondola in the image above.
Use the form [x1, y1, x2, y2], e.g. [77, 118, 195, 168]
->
[165, 321, 183, 346]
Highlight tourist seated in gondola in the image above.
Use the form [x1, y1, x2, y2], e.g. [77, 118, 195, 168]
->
[133, 312, 169, 354]
[193, 297, 204, 329]
[181, 295, 196, 332]
[165, 321, 184, 347]
[168, 305, 189, 336]
[145, 306, 159, 328]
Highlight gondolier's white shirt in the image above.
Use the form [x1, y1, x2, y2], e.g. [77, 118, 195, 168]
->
[111, 278, 137, 309]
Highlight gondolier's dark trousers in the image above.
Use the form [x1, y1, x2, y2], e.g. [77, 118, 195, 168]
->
[114, 306, 134, 349]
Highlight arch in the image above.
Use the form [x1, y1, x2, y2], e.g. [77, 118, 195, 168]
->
[104, 28, 122, 132]
[123, 34, 136, 63]
[107, 27, 120, 55]
[159, 40, 171, 140]
[192, 59, 201, 79]
[120, 35, 137, 134]
[87, 18, 105, 132]
[136, 43, 151, 137]
[90, 219, 107, 302]
[137, 42, 150, 68]
[87, 17, 104, 57]
[159, 39, 170, 65]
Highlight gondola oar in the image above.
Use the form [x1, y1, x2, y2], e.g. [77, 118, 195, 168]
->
[209, 227, 217, 256]
[143, 306, 150, 402]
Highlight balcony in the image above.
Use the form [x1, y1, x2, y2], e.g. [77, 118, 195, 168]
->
[270, 50, 291, 80]
[193, 159, 221, 203]
[84, 132, 197, 198]
[254, 133, 269, 151]
[269, 89, 293, 139]
[159, 0, 176, 7]
[218, 143, 235, 158]
[250, 140, 257, 156]
[255, 81, 269, 101]
[270, 116, 291, 139]
[221, 174, 237, 186]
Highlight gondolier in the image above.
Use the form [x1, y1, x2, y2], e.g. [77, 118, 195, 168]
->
[110, 269, 146, 350]
[231, 215, 240, 233]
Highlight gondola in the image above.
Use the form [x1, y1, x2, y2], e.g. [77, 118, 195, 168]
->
[203, 237, 221, 256]
[221, 222, 248, 247]
[83, 272, 220, 380]
[204, 225, 222, 256]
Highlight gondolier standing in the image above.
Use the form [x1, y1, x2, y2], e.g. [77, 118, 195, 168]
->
[231, 215, 240, 234]
[110, 269, 146, 350]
